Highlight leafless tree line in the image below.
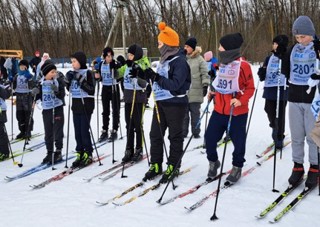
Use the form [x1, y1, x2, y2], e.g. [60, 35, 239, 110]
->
[0, 0, 319, 61]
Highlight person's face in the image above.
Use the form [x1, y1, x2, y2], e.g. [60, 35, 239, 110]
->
[71, 58, 80, 70]
[158, 40, 164, 49]
[46, 69, 57, 80]
[272, 42, 278, 51]
[218, 44, 225, 52]
[19, 65, 27, 71]
[295, 35, 313, 46]
[127, 53, 134, 61]
[104, 53, 113, 64]
[184, 45, 193, 55]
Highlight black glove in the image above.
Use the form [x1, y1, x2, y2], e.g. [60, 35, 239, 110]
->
[257, 67, 266, 81]
[126, 60, 134, 67]
[314, 39, 320, 58]
[31, 87, 40, 96]
[129, 64, 145, 79]
[65, 71, 75, 84]
[145, 68, 160, 82]
[116, 55, 126, 66]
[202, 86, 208, 97]
[51, 84, 58, 92]
[310, 73, 320, 80]
[208, 70, 216, 79]
[110, 60, 121, 70]
[274, 44, 287, 59]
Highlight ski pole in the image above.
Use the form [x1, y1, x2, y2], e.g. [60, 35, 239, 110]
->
[3, 124, 18, 165]
[157, 98, 213, 203]
[202, 102, 210, 149]
[51, 89, 56, 170]
[11, 82, 13, 141]
[113, 70, 123, 139]
[18, 94, 36, 167]
[96, 79, 100, 140]
[111, 69, 117, 164]
[210, 103, 235, 221]
[136, 100, 150, 166]
[246, 79, 259, 136]
[271, 58, 282, 193]
[65, 92, 71, 168]
[80, 86, 102, 166]
[121, 79, 137, 178]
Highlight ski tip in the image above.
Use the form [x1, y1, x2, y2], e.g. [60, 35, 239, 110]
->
[184, 206, 192, 212]
[269, 220, 277, 224]
[96, 201, 107, 206]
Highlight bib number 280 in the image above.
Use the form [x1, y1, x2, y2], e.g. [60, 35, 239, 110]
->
[292, 63, 314, 75]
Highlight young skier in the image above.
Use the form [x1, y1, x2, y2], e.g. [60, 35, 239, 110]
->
[32, 60, 65, 164]
[143, 22, 191, 184]
[282, 16, 320, 189]
[205, 33, 255, 184]
[121, 44, 150, 163]
[257, 34, 289, 149]
[13, 59, 34, 139]
[64, 51, 95, 168]
[94, 47, 121, 143]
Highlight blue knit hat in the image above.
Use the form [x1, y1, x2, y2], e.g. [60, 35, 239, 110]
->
[292, 16, 315, 36]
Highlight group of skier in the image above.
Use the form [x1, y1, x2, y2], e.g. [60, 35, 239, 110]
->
[1, 15, 320, 191]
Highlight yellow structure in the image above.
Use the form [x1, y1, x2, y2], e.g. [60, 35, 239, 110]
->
[0, 49, 23, 59]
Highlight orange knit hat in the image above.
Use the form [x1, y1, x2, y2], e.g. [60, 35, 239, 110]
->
[158, 22, 179, 47]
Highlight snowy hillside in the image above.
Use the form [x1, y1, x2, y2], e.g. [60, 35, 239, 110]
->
[1, 65, 319, 227]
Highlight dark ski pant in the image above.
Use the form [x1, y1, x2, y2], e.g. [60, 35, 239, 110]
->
[125, 102, 144, 150]
[16, 93, 34, 134]
[73, 113, 93, 154]
[0, 117, 10, 156]
[149, 103, 187, 167]
[101, 84, 120, 132]
[205, 111, 248, 168]
[264, 99, 287, 141]
[182, 102, 201, 137]
[42, 106, 64, 153]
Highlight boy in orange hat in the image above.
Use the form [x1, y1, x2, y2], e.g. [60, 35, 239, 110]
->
[143, 22, 191, 184]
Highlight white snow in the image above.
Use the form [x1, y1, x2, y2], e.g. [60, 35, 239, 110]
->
[1, 65, 319, 227]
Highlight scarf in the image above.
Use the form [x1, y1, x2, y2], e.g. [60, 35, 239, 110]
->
[159, 44, 180, 64]
[218, 48, 241, 65]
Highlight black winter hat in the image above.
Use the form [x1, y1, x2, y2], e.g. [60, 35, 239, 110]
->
[102, 47, 114, 58]
[116, 55, 126, 65]
[41, 60, 57, 76]
[128, 44, 143, 61]
[185, 37, 197, 50]
[220, 33, 243, 51]
[19, 59, 29, 68]
[71, 51, 87, 69]
[273, 35, 289, 47]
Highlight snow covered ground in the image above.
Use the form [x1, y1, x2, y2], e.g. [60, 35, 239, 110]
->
[1, 65, 319, 227]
